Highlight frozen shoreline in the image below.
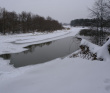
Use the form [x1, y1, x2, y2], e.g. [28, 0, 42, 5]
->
[0, 27, 82, 72]
[0, 27, 82, 55]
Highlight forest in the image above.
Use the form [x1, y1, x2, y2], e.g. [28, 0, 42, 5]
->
[70, 19, 110, 27]
[0, 7, 63, 34]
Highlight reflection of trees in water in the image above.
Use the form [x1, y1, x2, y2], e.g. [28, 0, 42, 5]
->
[24, 41, 53, 53]
[0, 54, 11, 59]
[0, 41, 53, 59]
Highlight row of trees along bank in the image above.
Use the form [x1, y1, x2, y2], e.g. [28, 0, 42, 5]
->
[71, 19, 110, 27]
[0, 7, 63, 35]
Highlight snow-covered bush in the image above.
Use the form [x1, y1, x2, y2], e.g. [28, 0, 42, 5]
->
[79, 45, 97, 60]
[71, 38, 110, 62]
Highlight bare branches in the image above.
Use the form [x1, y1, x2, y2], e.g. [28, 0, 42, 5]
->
[0, 7, 63, 34]
[89, 0, 110, 45]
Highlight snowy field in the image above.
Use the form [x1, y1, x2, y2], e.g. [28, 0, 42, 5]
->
[0, 27, 110, 93]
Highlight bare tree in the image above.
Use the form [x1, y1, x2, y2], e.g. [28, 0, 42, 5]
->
[89, 0, 109, 45]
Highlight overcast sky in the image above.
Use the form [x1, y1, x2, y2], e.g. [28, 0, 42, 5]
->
[0, 0, 95, 23]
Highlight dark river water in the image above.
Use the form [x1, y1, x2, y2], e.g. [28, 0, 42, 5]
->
[0, 37, 80, 68]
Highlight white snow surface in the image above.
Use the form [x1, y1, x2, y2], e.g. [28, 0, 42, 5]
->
[97, 39, 110, 61]
[0, 58, 110, 93]
[0, 27, 110, 93]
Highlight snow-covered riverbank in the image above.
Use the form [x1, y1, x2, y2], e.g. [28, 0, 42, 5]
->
[0, 27, 81, 55]
[0, 27, 110, 93]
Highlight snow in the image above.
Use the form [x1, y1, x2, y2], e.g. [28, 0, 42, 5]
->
[0, 58, 14, 72]
[0, 58, 110, 93]
[81, 39, 100, 53]
[97, 39, 110, 62]
[0, 27, 110, 93]
[81, 39, 110, 62]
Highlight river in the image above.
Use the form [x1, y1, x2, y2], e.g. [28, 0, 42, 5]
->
[0, 36, 80, 67]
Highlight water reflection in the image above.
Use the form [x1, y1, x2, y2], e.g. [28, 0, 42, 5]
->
[0, 37, 80, 68]
[0, 54, 11, 59]
[24, 41, 52, 53]
[0, 41, 52, 59]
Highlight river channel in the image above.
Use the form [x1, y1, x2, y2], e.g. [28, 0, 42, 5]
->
[0, 36, 80, 68]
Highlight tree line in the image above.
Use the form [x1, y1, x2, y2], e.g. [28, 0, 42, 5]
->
[70, 19, 97, 27]
[71, 0, 110, 28]
[0, 7, 63, 35]
[70, 18, 110, 27]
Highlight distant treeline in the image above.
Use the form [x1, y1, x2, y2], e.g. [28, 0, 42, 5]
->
[70, 19, 110, 27]
[0, 7, 63, 34]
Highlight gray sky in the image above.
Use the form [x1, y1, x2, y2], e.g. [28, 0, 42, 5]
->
[0, 0, 95, 23]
